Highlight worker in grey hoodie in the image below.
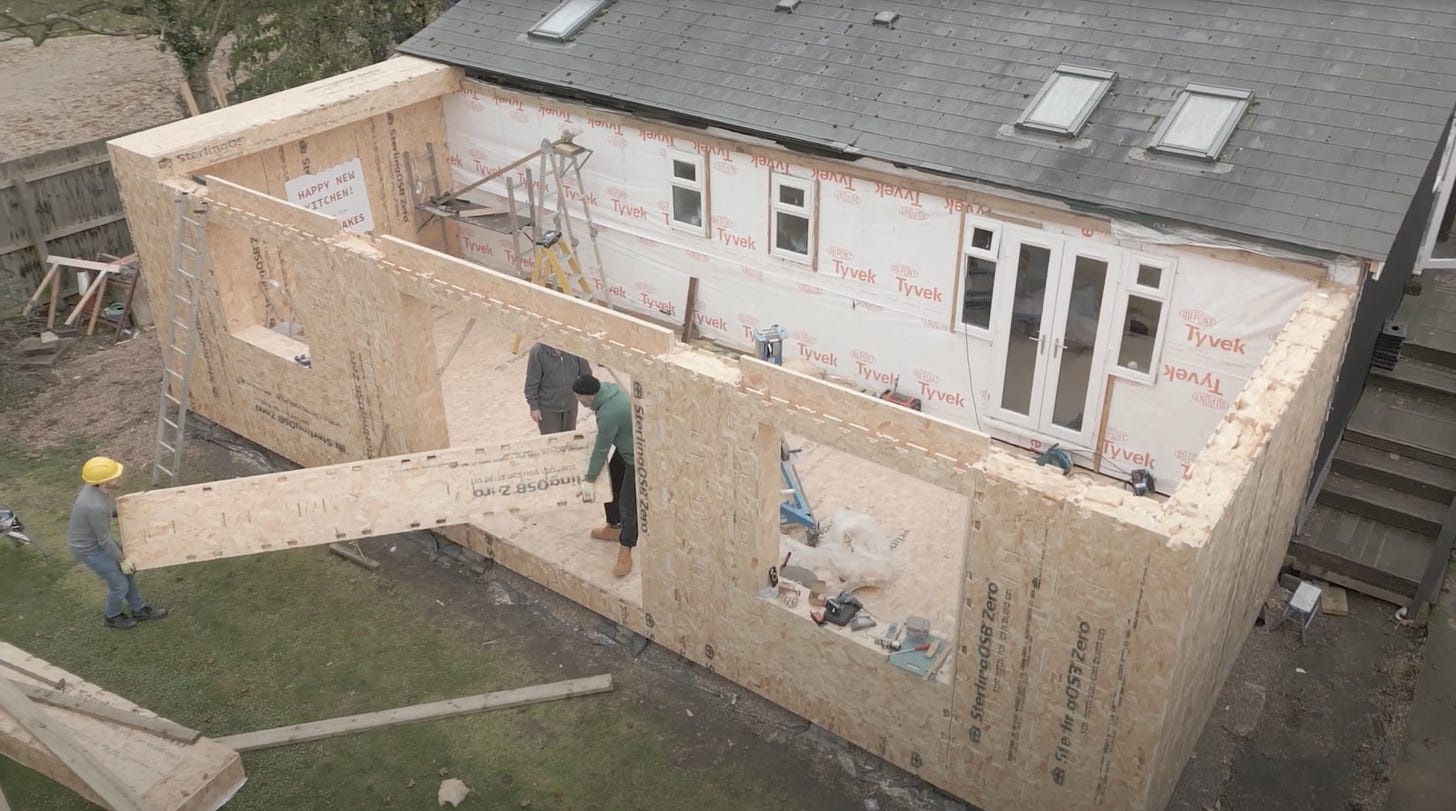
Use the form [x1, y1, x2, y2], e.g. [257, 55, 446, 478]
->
[67, 456, 168, 630]
[524, 342, 592, 434]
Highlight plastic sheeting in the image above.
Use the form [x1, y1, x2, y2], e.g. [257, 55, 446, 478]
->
[439, 81, 1319, 494]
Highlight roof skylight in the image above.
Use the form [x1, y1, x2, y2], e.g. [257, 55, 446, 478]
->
[1150, 84, 1252, 161]
[1016, 65, 1115, 137]
[527, 0, 614, 42]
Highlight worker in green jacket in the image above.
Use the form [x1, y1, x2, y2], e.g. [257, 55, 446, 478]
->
[572, 375, 637, 577]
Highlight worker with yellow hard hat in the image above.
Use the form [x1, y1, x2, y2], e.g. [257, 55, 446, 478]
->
[66, 456, 169, 630]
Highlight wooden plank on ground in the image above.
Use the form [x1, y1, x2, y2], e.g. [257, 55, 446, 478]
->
[0, 677, 149, 811]
[0, 657, 65, 690]
[9, 681, 201, 744]
[118, 434, 593, 570]
[214, 674, 613, 752]
[1323, 584, 1350, 616]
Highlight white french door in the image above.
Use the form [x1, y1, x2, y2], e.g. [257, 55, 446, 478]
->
[988, 232, 1118, 448]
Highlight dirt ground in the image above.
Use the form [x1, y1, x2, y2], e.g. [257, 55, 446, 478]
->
[0, 35, 195, 161]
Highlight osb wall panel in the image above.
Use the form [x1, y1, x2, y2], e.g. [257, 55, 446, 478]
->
[633, 357, 957, 781]
[202, 97, 450, 248]
[107, 82, 460, 467]
[1141, 286, 1355, 809]
[943, 453, 1189, 811]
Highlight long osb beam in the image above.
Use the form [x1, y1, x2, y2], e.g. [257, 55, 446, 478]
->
[117, 434, 591, 570]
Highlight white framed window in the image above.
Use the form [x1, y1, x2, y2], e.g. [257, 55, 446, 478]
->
[1149, 84, 1252, 161]
[668, 152, 708, 235]
[770, 173, 815, 262]
[1109, 254, 1175, 383]
[956, 216, 1000, 334]
[1016, 65, 1115, 137]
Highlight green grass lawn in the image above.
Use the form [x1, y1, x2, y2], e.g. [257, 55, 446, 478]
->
[0, 439, 802, 809]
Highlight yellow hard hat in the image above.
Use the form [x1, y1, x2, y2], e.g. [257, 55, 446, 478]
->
[81, 457, 124, 485]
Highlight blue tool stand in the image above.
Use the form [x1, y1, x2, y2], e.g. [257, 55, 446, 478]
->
[780, 455, 815, 530]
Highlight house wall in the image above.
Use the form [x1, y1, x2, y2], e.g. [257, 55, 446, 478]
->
[440, 79, 1323, 494]
[107, 56, 1357, 811]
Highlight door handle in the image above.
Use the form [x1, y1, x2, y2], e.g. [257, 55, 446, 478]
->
[1053, 337, 1065, 359]
[1032, 332, 1045, 354]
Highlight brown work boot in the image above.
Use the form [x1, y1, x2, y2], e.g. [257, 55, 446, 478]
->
[613, 547, 633, 578]
[590, 525, 621, 542]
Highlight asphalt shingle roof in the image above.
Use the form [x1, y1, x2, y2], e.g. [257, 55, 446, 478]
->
[400, 0, 1456, 260]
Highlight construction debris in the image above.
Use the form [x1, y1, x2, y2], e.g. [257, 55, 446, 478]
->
[214, 674, 613, 752]
[437, 778, 470, 807]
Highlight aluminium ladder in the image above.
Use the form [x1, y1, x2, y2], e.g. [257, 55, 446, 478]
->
[151, 197, 210, 488]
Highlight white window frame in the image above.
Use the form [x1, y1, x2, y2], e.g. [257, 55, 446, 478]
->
[1016, 65, 1116, 137]
[769, 172, 816, 264]
[1108, 253, 1175, 385]
[667, 151, 709, 236]
[1149, 84, 1252, 161]
[954, 215, 1001, 337]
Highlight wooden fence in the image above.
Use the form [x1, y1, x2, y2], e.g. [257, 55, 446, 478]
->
[1, 138, 134, 308]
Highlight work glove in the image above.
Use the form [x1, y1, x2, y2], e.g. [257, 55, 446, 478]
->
[119, 557, 137, 575]
[580, 481, 596, 503]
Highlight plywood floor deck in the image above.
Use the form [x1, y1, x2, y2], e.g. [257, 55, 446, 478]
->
[435, 313, 967, 652]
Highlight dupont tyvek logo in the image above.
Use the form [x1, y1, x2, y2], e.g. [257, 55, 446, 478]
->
[856, 300, 885, 313]
[851, 349, 877, 364]
[796, 283, 823, 294]
[606, 186, 628, 200]
[1104, 426, 1129, 443]
[1178, 308, 1217, 327]
[834, 188, 862, 205]
[899, 206, 929, 221]
[913, 368, 940, 385]
[738, 313, 760, 327]
[686, 250, 710, 262]
[1175, 449, 1198, 465]
[1192, 391, 1229, 410]
[890, 264, 919, 279]
[607, 135, 628, 149]
[739, 265, 764, 280]
[509, 110, 530, 124]
[712, 215, 735, 229]
[635, 281, 656, 294]
[468, 147, 487, 160]
[792, 330, 817, 345]
[826, 246, 854, 261]
[713, 160, 738, 175]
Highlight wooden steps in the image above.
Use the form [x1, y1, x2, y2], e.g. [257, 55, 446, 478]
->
[1294, 276, 1456, 604]
[1344, 386, 1456, 470]
[1331, 443, 1456, 504]
[1317, 472, 1445, 537]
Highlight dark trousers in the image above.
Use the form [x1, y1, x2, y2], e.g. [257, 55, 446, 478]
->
[617, 463, 638, 549]
[603, 449, 626, 526]
[536, 404, 579, 434]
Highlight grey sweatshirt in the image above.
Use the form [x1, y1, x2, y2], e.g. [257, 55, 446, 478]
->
[524, 343, 591, 412]
[67, 485, 124, 561]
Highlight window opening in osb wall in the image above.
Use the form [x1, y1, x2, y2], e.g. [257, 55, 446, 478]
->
[760, 425, 968, 683]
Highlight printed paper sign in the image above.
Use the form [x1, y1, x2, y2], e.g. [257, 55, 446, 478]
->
[284, 157, 374, 233]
